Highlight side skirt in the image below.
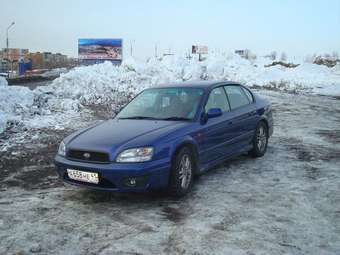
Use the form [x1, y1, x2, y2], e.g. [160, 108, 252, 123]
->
[197, 144, 253, 174]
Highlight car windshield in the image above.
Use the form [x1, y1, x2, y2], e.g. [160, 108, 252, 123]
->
[116, 87, 204, 121]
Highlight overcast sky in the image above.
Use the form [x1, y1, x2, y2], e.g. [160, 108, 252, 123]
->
[1, 0, 339, 59]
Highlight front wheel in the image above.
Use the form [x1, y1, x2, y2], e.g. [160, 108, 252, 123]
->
[250, 121, 268, 157]
[168, 147, 194, 197]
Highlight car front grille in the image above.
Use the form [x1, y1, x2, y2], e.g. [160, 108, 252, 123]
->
[67, 149, 110, 163]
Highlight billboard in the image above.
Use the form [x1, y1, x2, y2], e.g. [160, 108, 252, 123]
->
[78, 39, 122, 64]
[2, 48, 29, 62]
[192, 45, 208, 54]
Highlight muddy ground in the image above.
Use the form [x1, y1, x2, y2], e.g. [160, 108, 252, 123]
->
[0, 90, 339, 255]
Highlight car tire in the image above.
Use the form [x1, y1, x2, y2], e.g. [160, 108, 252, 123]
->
[250, 121, 268, 157]
[168, 147, 194, 197]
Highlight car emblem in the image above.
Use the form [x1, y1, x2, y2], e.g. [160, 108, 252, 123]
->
[83, 152, 91, 159]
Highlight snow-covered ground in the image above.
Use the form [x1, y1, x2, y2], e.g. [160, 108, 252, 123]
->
[1, 55, 340, 254]
[0, 53, 339, 141]
[0, 90, 339, 254]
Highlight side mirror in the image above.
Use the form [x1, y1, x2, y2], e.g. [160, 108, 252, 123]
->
[207, 108, 223, 118]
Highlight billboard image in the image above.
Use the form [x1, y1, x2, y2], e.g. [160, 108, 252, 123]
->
[78, 39, 122, 63]
[192, 45, 208, 54]
[3, 48, 29, 62]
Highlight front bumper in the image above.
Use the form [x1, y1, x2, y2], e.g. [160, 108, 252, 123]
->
[54, 155, 171, 192]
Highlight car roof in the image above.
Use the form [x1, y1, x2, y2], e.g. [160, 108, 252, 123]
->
[152, 80, 240, 90]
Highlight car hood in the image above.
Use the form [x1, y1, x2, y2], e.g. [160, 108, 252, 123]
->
[66, 119, 186, 154]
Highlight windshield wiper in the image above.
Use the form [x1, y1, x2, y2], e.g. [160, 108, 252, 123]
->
[118, 116, 159, 120]
[161, 117, 191, 121]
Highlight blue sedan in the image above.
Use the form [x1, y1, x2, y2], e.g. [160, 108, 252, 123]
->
[55, 81, 273, 197]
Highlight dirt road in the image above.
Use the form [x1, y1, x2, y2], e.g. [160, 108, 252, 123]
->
[0, 90, 339, 255]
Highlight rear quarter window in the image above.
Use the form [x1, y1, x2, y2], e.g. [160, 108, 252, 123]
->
[242, 87, 254, 103]
[224, 85, 250, 110]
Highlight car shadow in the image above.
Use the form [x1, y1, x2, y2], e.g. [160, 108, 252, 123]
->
[62, 185, 187, 207]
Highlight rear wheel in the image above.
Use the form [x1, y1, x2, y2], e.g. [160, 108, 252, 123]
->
[250, 121, 268, 157]
[168, 147, 194, 197]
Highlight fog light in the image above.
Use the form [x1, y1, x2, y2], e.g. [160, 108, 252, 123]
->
[123, 176, 149, 188]
[127, 178, 136, 187]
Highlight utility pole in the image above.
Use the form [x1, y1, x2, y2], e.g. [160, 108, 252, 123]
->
[154, 43, 158, 58]
[130, 39, 135, 57]
[6, 21, 15, 77]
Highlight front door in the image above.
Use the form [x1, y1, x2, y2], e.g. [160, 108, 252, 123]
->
[199, 87, 234, 164]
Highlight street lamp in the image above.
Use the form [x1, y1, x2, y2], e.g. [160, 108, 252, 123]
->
[6, 21, 15, 76]
[154, 42, 159, 58]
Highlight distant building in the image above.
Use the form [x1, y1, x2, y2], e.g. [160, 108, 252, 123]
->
[235, 49, 250, 58]
[0, 50, 5, 73]
[26, 52, 44, 69]
[2, 48, 29, 62]
[0, 48, 29, 75]
[26, 52, 72, 69]
[0, 48, 75, 76]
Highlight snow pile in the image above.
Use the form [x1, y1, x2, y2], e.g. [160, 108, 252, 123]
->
[0, 53, 340, 136]
[0, 86, 34, 134]
[48, 61, 142, 105]
[0, 113, 6, 134]
[202, 54, 340, 94]
[0, 77, 8, 87]
[44, 56, 205, 108]
[0, 77, 9, 133]
[251, 62, 340, 94]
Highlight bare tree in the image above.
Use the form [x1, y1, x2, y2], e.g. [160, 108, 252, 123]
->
[304, 53, 317, 63]
[269, 51, 277, 61]
[323, 53, 331, 58]
[280, 52, 287, 61]
[332, 51, 339, 60]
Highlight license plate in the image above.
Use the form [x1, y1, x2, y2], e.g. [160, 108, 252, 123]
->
[67, 169, 99, 184]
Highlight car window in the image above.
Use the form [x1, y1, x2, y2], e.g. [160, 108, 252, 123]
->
[224, 85, 250, 110]
[205, 87, 230, 112]
[134, 91, 158, 108]
[117, 88, 204, 120]
[242, 87, 254, 103]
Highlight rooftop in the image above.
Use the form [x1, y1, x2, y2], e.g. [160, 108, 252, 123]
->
[154, 80, 238, 89]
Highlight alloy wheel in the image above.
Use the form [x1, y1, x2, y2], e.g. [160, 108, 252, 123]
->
[178, 154, 192, 189]
[257, 126, 267, 152]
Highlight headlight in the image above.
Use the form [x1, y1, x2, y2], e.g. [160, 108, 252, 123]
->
[116, 147, 154, 162]
[58, 141, 66, 156]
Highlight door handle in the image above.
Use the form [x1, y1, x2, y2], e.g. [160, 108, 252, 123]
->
[248, 110, 257, 116]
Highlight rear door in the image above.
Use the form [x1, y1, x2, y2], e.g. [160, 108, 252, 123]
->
[223, 85, 258, 150]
